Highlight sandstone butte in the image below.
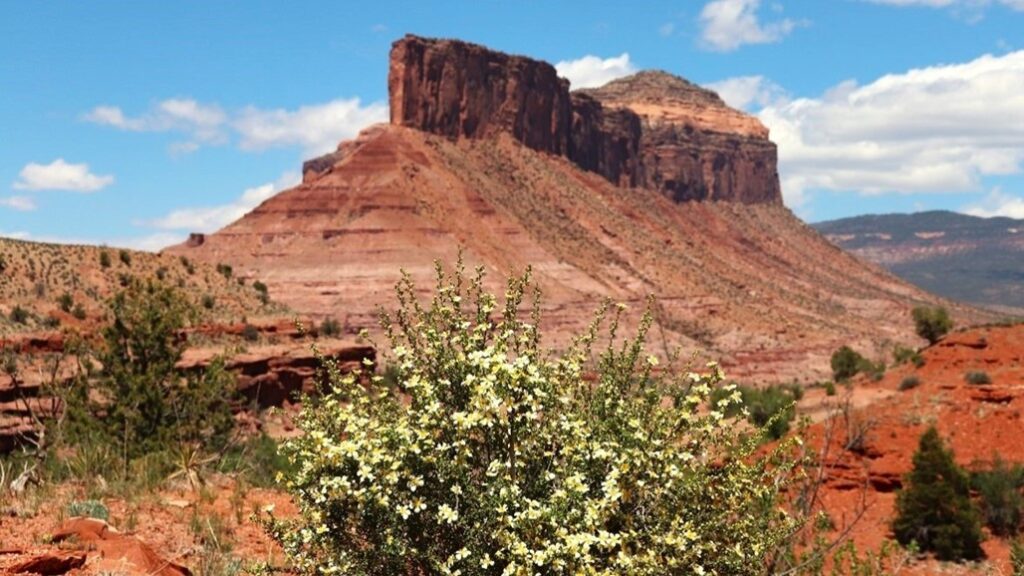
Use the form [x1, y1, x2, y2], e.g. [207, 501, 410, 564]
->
[168, 34, 989, 383]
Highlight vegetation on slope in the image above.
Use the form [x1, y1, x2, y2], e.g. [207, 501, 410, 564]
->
[0, 237, 280, 335]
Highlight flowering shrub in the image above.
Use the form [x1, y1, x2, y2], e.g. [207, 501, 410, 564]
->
[266, 264, 802, 575]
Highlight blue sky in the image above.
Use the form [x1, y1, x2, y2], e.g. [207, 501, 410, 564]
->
[2, 0, 1023, 249]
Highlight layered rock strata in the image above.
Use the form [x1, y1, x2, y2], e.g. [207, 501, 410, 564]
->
[388, 34, 780, 204]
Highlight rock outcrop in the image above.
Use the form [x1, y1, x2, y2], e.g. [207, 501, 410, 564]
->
[0, 329, 374, 452]
[389, 35, 572, 156]
[178, 340, 374, 406]
[578, 71, 781, 204]
[388, 34, 781, 204]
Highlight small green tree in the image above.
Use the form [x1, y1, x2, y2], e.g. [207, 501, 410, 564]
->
[99, 250, 112, 268]
[912, 306, 953, 345]
[892, 426, 984, 561]
[72, 280, 236, 474]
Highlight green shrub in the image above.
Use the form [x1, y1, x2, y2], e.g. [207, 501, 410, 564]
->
[264, 266, 802, 576]
[72, 303, 87, 320]
[202, 294, 215, 310]
[58, 292, 74, 313]
[217, 434, 294, 488]
[67, 499, 109, 521]
[899, 376, 921, 391]
[965, 371, 992, 385]
[9, 305, 28, 324]
[253, 280, 270, 305]
[119, 249, 131, 266]
[971, 455, 1024, 537]
[831, 346, 884, 382]
[831, 346, 864, 381]
[892, 426, 984, 561]
[216, 263, 232, 279]
[913, 306, 953, 345]
[43, 315, 61, 329]
[739, 384, 800, 440]
[99, 251, 112, 268]
[824, 381, 836, 396]
[241, 323, 260, 342]
[893, 345, 924, 368]
[319, 316, 341, 337]
[1013, 539, 1024, 575]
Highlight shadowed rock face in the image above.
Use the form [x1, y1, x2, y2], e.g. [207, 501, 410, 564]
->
[388, 35, 781, 204]
[389, 34, 572, 156]
[579, 71, 781, 204]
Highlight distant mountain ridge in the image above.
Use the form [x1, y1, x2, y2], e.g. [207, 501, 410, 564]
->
[815, 210, 1024, 312]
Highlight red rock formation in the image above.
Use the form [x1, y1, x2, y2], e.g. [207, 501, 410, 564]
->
[579, 71, 781, 204]
[7, 551, 87, 575]
[168, 35, 986, 389]
[388, 35, 781, 204]
[569, 93, 642, 188]
[177, 340, 374, 407]
[389, 35, 572, 156]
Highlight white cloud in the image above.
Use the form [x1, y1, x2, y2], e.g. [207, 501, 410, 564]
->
[555, 53, 637, 89]
[754, 50, 1024, 207]
[704, 75, 789, 110]
[699, 0, 802, 52]
[0, 230, 30, 240]
[866, 0, 958, 5]
[12, 159, 114, 192]
[84, 99, 227, 152]
[143, 171, 300, 233]
[867, 0, 1024, 8]
[234, 98, 388, 156]
[9, 231, 187, 252]
[0, 196, 37, 211]
[659, 22, 676, 37]
[87, 97, 387, 157]
[963, 187, 1024, 219]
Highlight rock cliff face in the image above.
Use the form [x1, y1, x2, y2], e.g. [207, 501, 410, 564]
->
[389, 35, 572, 156]
[579, 72, 781, 204]
[388, 35, 781, 204]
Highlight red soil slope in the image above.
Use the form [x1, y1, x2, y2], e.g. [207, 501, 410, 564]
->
[168, 124, 974, 383]
[806, 323, 1024, 573]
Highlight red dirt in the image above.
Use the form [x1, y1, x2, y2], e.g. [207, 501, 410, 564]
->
[0, 478, 296, 575]
[804, 323, 1024, 573]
